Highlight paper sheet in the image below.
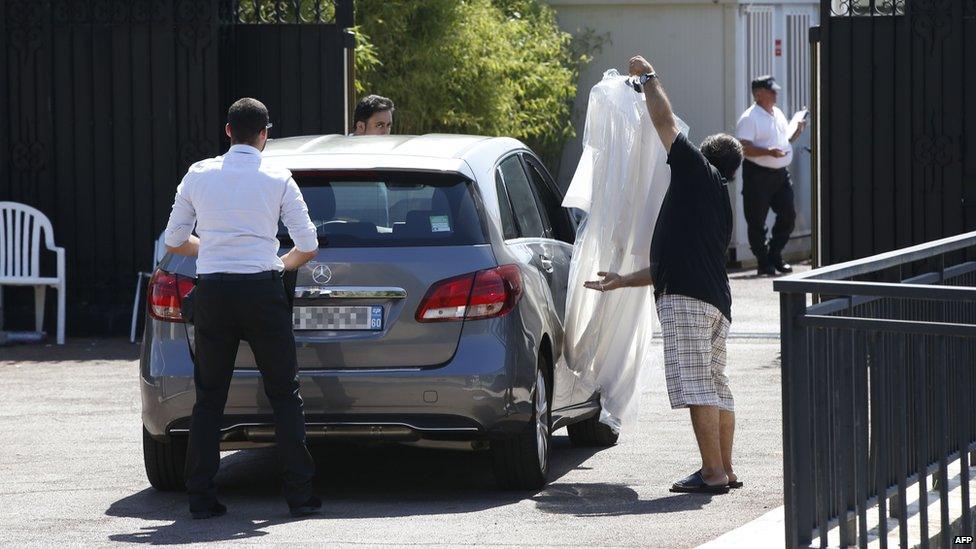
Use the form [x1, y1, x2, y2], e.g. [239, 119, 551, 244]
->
[787, 109, 808, 137]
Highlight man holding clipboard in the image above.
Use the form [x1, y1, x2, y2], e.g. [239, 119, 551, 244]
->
[736, 75, 808, 276]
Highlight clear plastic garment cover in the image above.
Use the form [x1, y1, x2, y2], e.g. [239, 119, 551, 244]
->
[559, 69, 689, 432]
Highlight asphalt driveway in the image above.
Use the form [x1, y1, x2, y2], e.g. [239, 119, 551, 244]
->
[0, 266, 792, 548]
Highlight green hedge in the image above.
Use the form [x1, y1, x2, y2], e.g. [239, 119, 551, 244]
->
[238, 1, 597, 167]
[355, 0, 594, 165]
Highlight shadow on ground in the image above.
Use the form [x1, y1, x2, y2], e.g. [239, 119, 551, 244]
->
[109, 435, 679, 544]
[533, 483, 715, 517]
[0, 338, 140, 363]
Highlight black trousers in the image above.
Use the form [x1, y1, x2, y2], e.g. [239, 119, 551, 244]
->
[184, 273, 314, 512]
[741, 160, 796, 261]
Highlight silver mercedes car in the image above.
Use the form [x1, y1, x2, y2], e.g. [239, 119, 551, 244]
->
[140, 134, 617, 492]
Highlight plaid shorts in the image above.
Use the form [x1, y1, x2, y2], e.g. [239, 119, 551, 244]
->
[656, 294, 734, 412]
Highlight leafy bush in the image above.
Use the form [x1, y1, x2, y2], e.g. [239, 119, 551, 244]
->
[353, 0, 593, 165]
[234, 0, 596, 166]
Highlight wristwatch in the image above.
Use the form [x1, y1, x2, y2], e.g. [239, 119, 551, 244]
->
[639, 72, 658, 86]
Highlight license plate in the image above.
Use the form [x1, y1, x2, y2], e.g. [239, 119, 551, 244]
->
[293, 306, 383, 331]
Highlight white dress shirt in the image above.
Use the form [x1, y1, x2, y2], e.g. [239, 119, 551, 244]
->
[163, 144, 319, 274]
[736, 104, 793, 170]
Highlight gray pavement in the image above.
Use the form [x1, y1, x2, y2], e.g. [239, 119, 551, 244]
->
[726, 262, 809, 337]
[0, 269, 796, 548]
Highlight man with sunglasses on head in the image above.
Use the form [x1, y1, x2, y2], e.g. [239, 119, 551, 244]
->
[163, 97, 322, 519]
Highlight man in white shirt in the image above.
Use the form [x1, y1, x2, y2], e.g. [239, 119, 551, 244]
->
[736, 76, 807, 276]
[164, 98, 322, 519]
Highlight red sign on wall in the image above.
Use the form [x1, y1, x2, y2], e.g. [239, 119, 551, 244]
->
[775, 39, 782, 57]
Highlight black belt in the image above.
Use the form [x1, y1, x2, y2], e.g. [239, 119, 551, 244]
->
[744, 160, 788, 173]
[198, 271, 280, 281]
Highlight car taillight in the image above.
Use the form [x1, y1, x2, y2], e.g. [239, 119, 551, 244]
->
[415, 274, 474, 322]
[416, 265, 522, 323]
[148, 270, 195, 322]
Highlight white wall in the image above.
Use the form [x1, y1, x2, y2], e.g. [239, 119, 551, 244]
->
[549, 1, 733, 189]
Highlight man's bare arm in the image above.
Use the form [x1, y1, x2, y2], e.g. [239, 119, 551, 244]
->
[642, 79, 680, 154]
[618, 268, 654, 288]
[584, 268, 653, 292]
[280, 248, 317, 271]
[629, 56, 679, 153]
[166, 235, 200, 257]
[740, 139, 787, 159]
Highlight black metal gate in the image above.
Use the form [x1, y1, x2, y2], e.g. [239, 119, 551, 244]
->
[219, 1, 354, 143]
[0, 0, 353, 337]
[817, 0, 976, 265]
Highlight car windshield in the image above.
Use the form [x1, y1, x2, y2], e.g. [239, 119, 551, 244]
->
[279, 171, 487, 247]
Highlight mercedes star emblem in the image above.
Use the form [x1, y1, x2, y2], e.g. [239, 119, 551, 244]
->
[311, 264, 333, 285]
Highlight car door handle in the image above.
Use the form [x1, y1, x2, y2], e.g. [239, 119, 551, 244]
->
[539, 254, 554, 273]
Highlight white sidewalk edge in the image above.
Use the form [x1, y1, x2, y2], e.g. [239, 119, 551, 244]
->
[696, 506, 786, 549]
[696, 459, 976, 549]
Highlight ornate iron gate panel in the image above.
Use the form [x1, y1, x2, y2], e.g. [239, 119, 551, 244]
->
[819, 0, 976, 265]
[218, 0, 354, 146]
[0, 0, 353, 336]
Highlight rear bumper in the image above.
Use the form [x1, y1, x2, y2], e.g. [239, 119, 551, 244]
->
[143, 369, 531, 442]
[161, 413, 503, 447]
[141, 319, 537, 441]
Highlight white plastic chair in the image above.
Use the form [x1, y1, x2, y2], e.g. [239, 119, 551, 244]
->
[0, 202, 66, 344]
[130, 232, 168, 343]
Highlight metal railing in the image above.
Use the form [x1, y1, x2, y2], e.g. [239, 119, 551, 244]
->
[775, 231, 976, 547]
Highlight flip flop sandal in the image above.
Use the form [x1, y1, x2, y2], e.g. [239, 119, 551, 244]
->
[670, 470, 730, 494]
[728, 480, 744, 489]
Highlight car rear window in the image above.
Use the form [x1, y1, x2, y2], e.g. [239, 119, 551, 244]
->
[280, 171, 488, 247]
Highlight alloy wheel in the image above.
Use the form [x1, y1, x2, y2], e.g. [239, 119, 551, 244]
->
[535, 370, 550, 471]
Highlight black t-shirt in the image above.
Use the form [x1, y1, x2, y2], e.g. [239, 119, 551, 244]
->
[650, 132, 733, 321]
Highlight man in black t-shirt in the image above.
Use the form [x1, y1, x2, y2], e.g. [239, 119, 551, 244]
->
[585, 55, 744, 495]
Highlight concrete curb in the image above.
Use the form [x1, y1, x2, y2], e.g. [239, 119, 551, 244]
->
[695, 506, 785, 548]
[697, 461, 976, 548]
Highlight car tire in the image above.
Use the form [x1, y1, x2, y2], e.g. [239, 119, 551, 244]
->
[567, 409, 619, 448]
[143, 426, 187, 492]
[491, 357, 551, 490]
